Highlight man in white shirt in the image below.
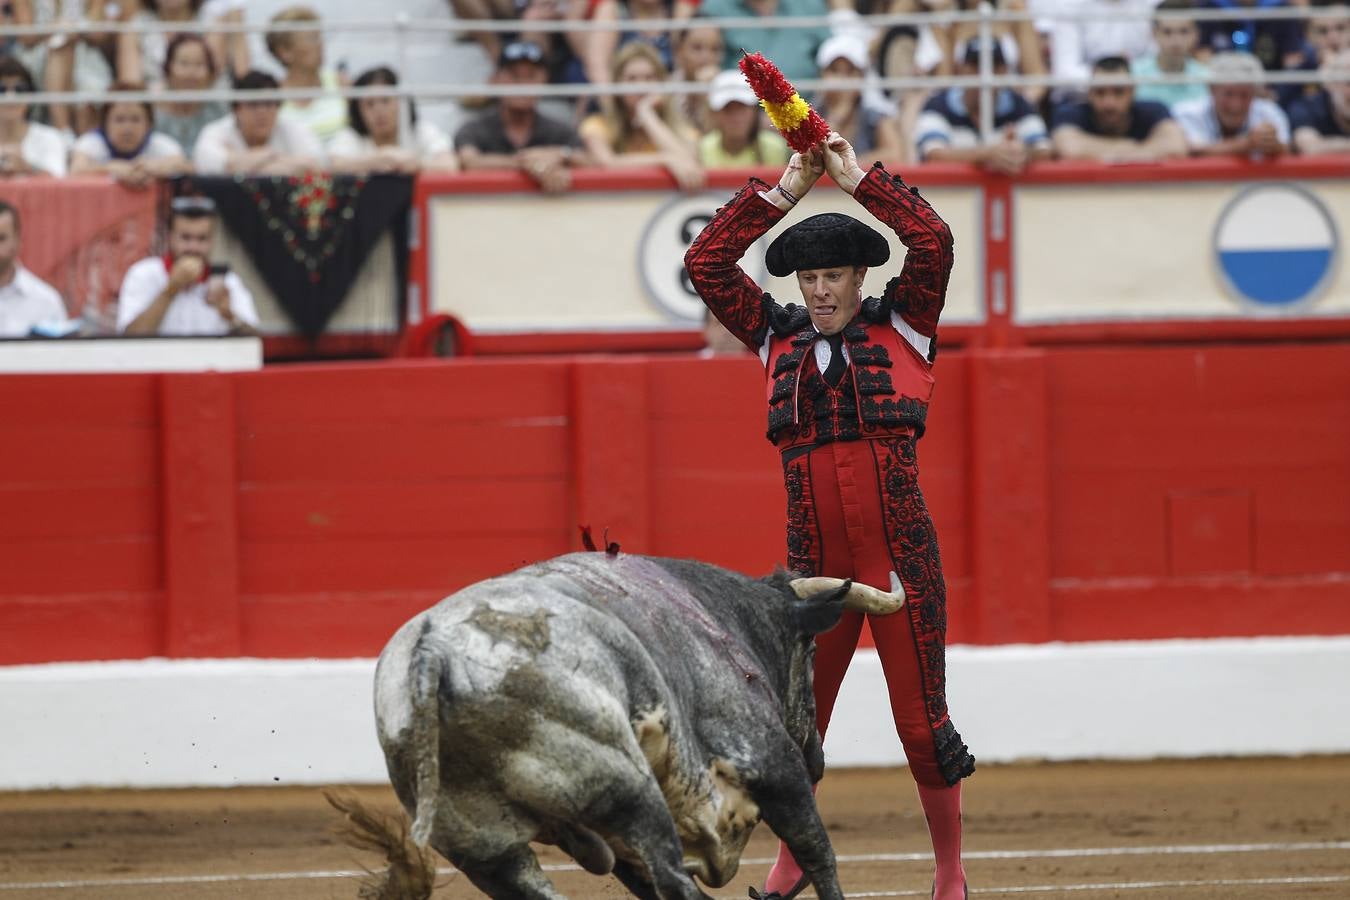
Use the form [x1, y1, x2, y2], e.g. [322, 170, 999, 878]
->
[1173, 51, 1290, 157]
[117, 197, 261, 337]
[0, 201, 68, 338]
[192, 70, 325, 175]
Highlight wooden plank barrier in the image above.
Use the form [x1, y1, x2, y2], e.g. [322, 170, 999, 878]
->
[1, 342, 1348, 665]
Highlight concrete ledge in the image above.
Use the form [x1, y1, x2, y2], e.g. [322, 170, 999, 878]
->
[3, 637, 1348, 790]
[0, 336, 262, 373]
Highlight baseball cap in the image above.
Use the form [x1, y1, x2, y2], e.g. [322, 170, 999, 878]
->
[498, 40, 546, 69]
[1208, 51, 1264, 82]
[707, 69, 757, 111]
[816, 33, 870, 71]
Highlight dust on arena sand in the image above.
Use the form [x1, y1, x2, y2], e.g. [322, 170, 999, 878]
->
[1, 757, 1348, 899]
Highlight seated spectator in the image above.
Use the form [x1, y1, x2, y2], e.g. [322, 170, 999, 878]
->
[455, 41, 589, 194]
[198, 0, 251, 80]
[511, 0, 583, 87]
[329, 66, 459, 174]
[0, 200, 68, 337]
[580, 42, 704, 189]
[1290, 48, 1350, 154]
[697, 69, 791, 166]
[1052, 56, 1188, 161]
[267, 5, 347, 146]
[587, 0, 681, 78]
[698, 0, 832, 82]
[1282, 3, 1350, 109]
[1174, 51, 1290, 157]
[912, 0, 1047, 103]
[70, 84, 192, 187]
[916, 41, 1052, 173]
[671, 24, 726, 132]
[193, 70, 325, 176]
[0, 55, 67, 177]
[17, 0, 115, 135]
[1196, 0, 1305, 74]
[1049, 0, 1159, 87]
[1132, 0, 1211, 110]
[118, 0, 209, 89]
[449, 0, 521, 68]
[155, 34, 229, 154]
[815, 33, 907, 164]
[575, 0, 701, 89]
[117, 196, 259, 336]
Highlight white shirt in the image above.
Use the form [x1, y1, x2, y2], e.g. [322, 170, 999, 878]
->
[0, 265, 68, 337]
[191, 113, 326, 175]
[71, 130, 185, 163]
[279, 70, 349, 147]
[116, 257, 260, 336]
[1173, 96, 1291, 147]
[17, 122, 70, 177]
[328, 120, 453, 161]
[1050, 0, 1160, 83]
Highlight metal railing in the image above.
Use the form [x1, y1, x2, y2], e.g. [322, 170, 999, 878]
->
[1, 4, 1346, 143]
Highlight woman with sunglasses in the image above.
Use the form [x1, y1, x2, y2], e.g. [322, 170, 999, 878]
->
[0, 55, 68, 177]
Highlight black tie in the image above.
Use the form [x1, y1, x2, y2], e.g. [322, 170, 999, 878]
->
[822, 333, 847, 388]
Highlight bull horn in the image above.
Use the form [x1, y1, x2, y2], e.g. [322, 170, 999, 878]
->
[790, 572, 905, 615]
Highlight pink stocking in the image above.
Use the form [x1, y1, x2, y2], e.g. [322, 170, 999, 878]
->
[762, 784, 818, 896]
[915, 782, 966, 899]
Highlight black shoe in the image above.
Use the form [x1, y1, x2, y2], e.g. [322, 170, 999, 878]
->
[749, 872, 811, 900]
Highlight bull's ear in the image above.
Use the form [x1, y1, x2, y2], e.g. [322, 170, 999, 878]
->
[791, 580, 851, 636]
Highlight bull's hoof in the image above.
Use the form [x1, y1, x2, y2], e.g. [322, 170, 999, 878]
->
[748, 872, 810, 899]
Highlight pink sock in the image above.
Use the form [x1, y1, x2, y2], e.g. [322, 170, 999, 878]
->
[915, 781, 966, 900]
[763, 839, 804, 894]
[763, 783, 818, 895]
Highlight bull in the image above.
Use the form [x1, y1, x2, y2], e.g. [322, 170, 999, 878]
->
[371, 550, 905, 899]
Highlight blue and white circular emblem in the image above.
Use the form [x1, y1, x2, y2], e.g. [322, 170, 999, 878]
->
[1213, 184, 1338, 307]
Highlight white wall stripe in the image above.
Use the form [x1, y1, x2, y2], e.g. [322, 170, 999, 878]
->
[4, 637, 1350, 788]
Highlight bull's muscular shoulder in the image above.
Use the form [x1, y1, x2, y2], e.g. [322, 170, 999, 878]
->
[767, 300, 811, 338]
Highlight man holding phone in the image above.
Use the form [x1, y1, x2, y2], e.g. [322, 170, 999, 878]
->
[118, 196, 261, 337]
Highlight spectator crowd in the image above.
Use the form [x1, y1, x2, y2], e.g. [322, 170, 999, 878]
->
[0, 0, 1347, 338]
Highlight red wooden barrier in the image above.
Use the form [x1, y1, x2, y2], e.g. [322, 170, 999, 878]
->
[2, 342, 1348, 665]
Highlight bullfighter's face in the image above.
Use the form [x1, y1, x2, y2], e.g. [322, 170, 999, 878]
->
[796, 265, 866, 336]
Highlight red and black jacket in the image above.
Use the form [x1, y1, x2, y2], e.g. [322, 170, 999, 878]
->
[684, 162, 955, 448]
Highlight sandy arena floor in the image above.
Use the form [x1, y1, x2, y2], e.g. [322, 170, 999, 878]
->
[1, 757, 1348, 898]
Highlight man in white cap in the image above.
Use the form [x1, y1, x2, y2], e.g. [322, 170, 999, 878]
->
[698, 70, 791, 167]
[1173, 51, 1290, 157]
[815, 33, 905, 163]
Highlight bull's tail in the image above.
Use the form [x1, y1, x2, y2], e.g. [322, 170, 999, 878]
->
[323, 789, 436, 900]
[408, 619, 443, 847]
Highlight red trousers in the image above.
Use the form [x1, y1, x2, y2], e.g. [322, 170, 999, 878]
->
[783, 435, 974, 787]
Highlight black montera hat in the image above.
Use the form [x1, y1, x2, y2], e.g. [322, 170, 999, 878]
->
[765, 213, 890, 277]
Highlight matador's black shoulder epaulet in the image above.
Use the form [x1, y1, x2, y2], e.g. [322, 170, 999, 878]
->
[766, 298, 812, 337]
[859, 296, 891, 324]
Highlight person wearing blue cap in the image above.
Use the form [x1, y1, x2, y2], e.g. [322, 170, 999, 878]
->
[685, 133, 973, 900]
[454, 41, 589, 193]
